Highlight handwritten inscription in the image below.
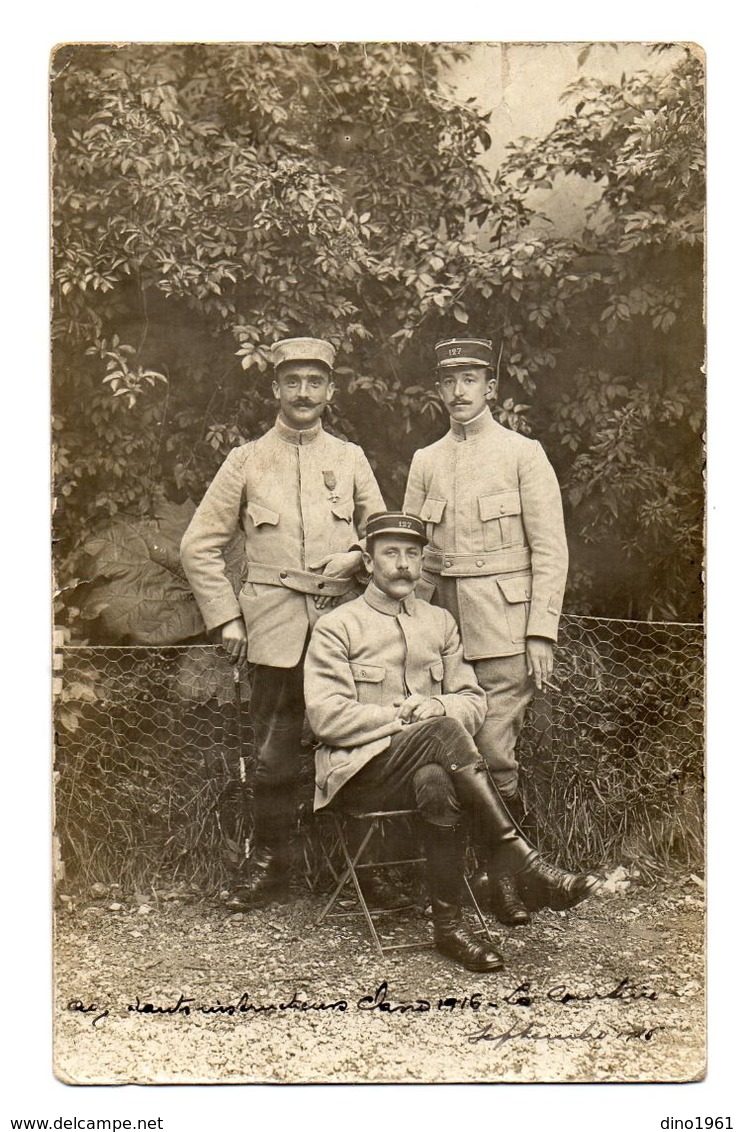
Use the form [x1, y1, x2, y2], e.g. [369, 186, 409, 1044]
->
[66, 999, 109, 1027]
[66, 976, 663, 1048]
[466, 1020, 667, 1048]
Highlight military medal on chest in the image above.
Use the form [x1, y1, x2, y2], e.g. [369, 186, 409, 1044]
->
[323, 469, 340, 503]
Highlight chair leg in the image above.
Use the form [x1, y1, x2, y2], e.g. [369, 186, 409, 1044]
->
[317, 810, 491, 958]
[336, 816, 387, 957]
[463, 872, 496, 943]
[316, 816, 378, 927]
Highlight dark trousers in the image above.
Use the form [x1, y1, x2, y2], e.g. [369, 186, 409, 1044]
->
[336, 717, 485, 904]
[250, 644, 308, 789]
[337, 717, 482, 828]
[247, 639, 308, 852]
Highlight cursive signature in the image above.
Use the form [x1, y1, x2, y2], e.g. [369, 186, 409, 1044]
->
[467, 1020, 668, 1049]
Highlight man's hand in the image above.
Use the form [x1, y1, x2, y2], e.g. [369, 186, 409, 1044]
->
[307, 551, 363, 610]
[220, 618, 248, 666]
[395, 694, 446, 724]
[526, 637, 554, 691]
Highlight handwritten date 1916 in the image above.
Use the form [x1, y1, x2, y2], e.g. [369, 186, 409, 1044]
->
[66, 977, 659, 1027]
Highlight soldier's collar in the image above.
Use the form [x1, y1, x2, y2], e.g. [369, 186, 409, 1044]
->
[274, 415, 324, 445]
[449, 407, 496, 441]
[363, 582, 416, 617]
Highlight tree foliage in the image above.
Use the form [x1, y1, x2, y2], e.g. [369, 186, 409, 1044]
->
[503, 50, 704, 620]
[51, 43, 704, 640]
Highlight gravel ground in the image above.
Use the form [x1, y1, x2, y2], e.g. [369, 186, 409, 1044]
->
[54, 874, 705, 1085]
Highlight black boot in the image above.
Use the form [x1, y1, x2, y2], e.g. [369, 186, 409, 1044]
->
[452, 764, 534, 873]
[517, 851, 600, 912]
[472, 790, 531, 926]
[225, 845, 289, 911]
[358, 872, 410, 911]
[432, 900, 504, 972]
[421, 822, 504, 972]
[490, 874, 530, 926]
[452, 763, 598, 914]
[344, 817, 408, 911]
[488, 791, 530, 925]
[226, 782, 295, 912]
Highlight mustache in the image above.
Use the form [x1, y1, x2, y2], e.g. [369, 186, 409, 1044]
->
[291, 399, 318, 408]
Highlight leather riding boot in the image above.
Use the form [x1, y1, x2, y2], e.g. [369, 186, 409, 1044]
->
[421, 822, 504, 972]
[226, 782, 295, 911]
[488, 791, 530, 926]
[420, 821, 466, 905]
[472, 790, 530, 925]
[452, 763, 598, 913]
[451, 763, 534, 874]
[517, 851, 600, 912]
[432, 899, 504, 972]
[225, 844, 289, 911]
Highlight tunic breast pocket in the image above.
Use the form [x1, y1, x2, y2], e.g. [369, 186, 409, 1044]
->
[349, 662, 386, 705]
[330, 499, 354, 523]
[478, 491, 522, 550]
[419, 496, 446, 544]
[429, 660, 444, 695]
[247, 501, 280, 530]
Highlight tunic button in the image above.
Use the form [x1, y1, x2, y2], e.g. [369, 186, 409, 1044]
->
[279, 571, 288, 580]
[317, 581, 325, 589]
[360, 669, 366, 677]
[500, 504, 506, 513]
[444, 558, 452, 567]
[476, 559, 484, 568]
[450, 763, 458, 771]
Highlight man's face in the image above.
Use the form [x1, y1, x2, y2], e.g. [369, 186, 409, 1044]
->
[436, 366, 495, 423]
[273, 362, 334, 430]
[363, 536, 423, 601]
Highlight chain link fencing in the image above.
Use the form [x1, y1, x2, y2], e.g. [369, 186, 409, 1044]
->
[54, 614, 703, 893]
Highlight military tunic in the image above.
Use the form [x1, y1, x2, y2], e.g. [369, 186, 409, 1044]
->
[181, 415, 385, 668]
[403, 408, 568, 794]
[181, 414, 385, 791]
[305, 583, 486, 811]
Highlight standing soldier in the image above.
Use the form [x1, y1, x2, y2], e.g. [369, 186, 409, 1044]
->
[181, 337, 385, 908]
[403, 336, 569, 926]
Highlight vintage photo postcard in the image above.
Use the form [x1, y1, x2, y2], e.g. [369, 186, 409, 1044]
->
[51, 41, 705, 1084]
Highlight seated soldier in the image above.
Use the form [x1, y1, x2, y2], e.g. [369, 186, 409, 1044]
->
[304, 511, 599, 972]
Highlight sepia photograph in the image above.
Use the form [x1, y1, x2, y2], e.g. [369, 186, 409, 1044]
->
[49, 40, 705, 1086]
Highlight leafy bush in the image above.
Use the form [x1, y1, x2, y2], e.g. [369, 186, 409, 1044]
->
[52, 44, 704, 637]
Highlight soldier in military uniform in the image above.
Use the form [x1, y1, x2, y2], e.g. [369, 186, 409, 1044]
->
[403, 337, 569, 926]
[181, 337, 385, 907]
[304, 512, 596, 972]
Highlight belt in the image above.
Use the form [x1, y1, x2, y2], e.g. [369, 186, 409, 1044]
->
[246, 562, 355, 597]
[423, 545, 531, 577]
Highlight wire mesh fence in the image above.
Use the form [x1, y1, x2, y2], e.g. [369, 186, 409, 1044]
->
[519, 616, 704, 873]
[54, 614, 704, 893]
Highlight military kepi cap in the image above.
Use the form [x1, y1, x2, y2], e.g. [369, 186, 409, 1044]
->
[271, 337, 335, 371]
[435, 337, 493, 368]
[366, 511, 427, 544]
